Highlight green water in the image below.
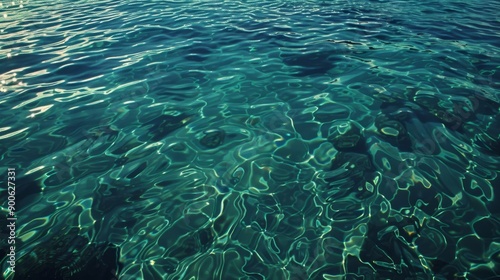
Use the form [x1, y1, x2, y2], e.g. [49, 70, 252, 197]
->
[1, 0, 499, 279]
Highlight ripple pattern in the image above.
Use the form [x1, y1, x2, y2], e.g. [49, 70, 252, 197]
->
[1, 0, 500, 279]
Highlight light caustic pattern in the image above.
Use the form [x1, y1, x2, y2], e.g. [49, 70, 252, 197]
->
[1, 0, 500, 279]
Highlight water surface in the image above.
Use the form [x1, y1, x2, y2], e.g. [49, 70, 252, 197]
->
[1, 0, 500, 279]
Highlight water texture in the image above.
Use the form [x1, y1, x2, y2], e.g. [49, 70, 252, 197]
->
[1, 0, 500, 279]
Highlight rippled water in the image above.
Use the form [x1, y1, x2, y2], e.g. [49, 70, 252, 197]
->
[1, 0, 500, 279]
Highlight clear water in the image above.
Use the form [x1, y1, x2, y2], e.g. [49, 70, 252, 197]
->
[1, 0, 499, 279]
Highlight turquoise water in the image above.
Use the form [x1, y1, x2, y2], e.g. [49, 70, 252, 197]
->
[1, 0, 500, 279]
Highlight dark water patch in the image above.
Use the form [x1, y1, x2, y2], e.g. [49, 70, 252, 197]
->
[474, 128, 500, 156]
[140, 113, 192, 142]
[183, 44, 215, 62]
[126, 161, 148, 179]
[375, 114, 413, 152]
[109, 135, 144, 156]
[328, 120, 366, 153]
[14, 227, 121, 280]
[1, 53, 57, 73]
[199, 129, 225, 149]
[322, 152, 376, 202]
[281, 51, 344, 77]
[8, 174, 43, 208]
[360, 215, 427, 278]
[53, 62, 95, 77]
[314, 103, 350, 122]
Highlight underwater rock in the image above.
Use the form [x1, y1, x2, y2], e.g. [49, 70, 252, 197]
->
[327, 121, 366, 153]
[359, 215, 431, 278]
[321, 152, 376, 201]
[410, 94, 472, 132]
[432, 109, 464, 131]
[330, 151, 374, 174]
[200, 129, 225, 149]
[375, 114, 413, 152]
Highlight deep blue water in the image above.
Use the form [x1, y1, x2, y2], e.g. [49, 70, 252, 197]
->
[1, 0, 500, 279]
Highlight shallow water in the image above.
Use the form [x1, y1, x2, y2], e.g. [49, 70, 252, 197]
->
[1, 0, 500, 279]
